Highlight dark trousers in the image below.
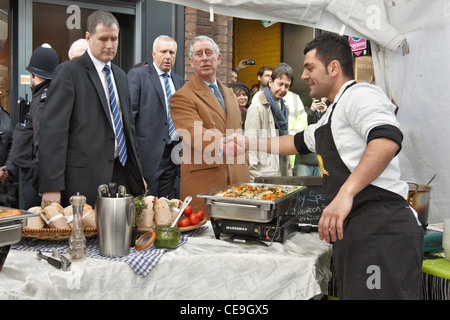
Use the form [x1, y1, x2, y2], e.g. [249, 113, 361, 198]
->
[146, 142, 179, 199]
[112, 157, 131, 192]
[21, 168, 41, 209]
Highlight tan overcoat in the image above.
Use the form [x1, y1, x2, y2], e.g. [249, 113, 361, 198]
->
[170, 75, 250, 217]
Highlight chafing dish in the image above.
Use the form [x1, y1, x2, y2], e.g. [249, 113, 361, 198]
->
[0, 208, 40, 247]
[197, 182, 306, 223]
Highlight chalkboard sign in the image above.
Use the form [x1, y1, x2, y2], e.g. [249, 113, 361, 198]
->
[296, 186, 327, 225]
[255, 176, 326, 226]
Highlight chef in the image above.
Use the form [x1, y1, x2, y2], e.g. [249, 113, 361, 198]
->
[233, 33, 423, 300]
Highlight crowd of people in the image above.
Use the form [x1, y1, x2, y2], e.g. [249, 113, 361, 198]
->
[0, 10, 324, 211]
[0, 10, 424, 300]
[229, 60, 326, 181]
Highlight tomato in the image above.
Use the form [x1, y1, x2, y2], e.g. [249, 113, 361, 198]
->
[189, 212, 200, 226]
[183, 205, 193, 217]
[197, 210, 205, 221]
[178, 217, 190, 227]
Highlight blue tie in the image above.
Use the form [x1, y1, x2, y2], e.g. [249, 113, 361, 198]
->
[104, 64, 127, 166]
[163, 73, 177, 142]
[209, 84, 226, 113]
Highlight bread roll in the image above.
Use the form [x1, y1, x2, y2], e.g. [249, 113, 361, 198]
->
[154, 197, 172, 225]
[82, 205, 96, 228]
[63, 204, 96, 229]
[137, 195, 155, 229]
[41, 203, 70, 229]
[169, 198, 182, 209]
[24, 206, 45, 229]
[62, 205, 74, 229]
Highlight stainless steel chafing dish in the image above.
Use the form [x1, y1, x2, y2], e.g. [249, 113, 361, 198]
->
[0, 208, 39, 247]
[197, 182, 306, 223]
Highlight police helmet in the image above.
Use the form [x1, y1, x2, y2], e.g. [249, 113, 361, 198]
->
[26, 43, 59, 80]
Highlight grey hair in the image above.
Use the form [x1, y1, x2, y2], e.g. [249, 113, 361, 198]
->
[153, 35, 177, 52]
[188, 35, 220, 58]
[271, 62, 294, 85]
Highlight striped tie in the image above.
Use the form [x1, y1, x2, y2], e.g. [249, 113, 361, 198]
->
[104, 64, 127, 166]
[163, 73, 177, 142]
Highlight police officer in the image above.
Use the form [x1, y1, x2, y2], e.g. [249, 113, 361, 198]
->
[10, 43, 59, 209]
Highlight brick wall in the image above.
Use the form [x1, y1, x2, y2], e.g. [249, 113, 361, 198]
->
[184, 7, 233, 83]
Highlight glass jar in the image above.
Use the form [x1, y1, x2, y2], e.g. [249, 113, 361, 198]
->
[154, 225, 179, 249]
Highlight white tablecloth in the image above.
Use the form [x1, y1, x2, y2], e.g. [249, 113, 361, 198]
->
[0, 222, 332, 300]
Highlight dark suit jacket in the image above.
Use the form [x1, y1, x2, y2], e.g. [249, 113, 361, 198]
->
[39, 51, 145, 206]
[127, 63, 184, 190]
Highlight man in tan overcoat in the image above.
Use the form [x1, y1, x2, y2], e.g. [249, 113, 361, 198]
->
[170, 36, 250, 217]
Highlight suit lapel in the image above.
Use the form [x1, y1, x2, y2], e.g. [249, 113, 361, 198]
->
[148, 65, 167, 110]
[192, 75, 226, 124]
[84, 53, 114, 130]
[173, 74, 184, 91]
[112, 64, 131, 130]
[218, 80, 235, 128]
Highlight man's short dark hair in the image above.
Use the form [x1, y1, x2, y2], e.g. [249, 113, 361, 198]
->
[304, 33, 354, 79]
[87, 11, 119, 35]
[271, 63, 294, 85]
[257, 65, 273, 77]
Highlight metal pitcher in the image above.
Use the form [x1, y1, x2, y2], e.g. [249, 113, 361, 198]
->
[96, 184, 135, 257]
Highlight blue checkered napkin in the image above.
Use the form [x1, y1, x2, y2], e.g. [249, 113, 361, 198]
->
[12, 226, 208, 277]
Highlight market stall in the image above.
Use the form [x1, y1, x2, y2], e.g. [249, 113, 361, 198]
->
[0, 221, 332, 300]
[156, 0, 450, 226]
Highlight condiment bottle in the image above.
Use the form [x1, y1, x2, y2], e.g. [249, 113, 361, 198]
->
[69, 192, 86, 261]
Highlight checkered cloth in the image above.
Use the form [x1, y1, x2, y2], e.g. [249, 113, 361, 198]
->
[12, 226, 208, 277]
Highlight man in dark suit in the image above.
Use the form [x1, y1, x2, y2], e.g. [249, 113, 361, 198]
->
[39, 11, 145, 207]
[127, 35, 184, 199]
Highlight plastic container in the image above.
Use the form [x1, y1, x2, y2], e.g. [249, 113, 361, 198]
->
[154, 225, 179, 249]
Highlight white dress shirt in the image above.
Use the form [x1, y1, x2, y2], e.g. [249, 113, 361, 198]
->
[87, 48, 121, 157]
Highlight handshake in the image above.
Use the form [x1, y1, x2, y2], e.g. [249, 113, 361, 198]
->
[219, 132, 294, 158]
[219, 133, 248, 157]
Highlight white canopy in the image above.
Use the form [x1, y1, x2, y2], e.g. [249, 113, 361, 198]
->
[158, 0, 450, 224]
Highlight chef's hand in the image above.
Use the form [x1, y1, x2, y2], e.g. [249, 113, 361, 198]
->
[221, 133, 246, 156]
[318, 190, 353, 243]
[41, 191, 61, 206]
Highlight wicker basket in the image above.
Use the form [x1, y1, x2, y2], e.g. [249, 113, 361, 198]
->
[22, 227, 97, 241]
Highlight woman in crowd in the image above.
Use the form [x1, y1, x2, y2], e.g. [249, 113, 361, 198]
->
[229, 81, 251, 129]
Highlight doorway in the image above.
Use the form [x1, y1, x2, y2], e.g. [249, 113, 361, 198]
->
[32, 2, 135, 71]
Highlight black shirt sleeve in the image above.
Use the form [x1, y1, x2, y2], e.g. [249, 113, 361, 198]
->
[367, 125, 403, 154]
[294, 132, 312, 154]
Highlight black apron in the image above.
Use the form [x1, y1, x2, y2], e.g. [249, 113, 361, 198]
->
[315, 81, 424, 300]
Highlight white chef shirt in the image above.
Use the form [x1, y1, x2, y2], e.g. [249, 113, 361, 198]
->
[303, 80, 409, 199]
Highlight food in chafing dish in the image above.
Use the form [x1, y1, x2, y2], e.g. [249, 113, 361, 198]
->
[0, 209, 22, 218]
[214, 184, 296, 200]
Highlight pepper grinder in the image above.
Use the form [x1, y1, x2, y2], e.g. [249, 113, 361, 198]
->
[69, 192, 86, 262]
